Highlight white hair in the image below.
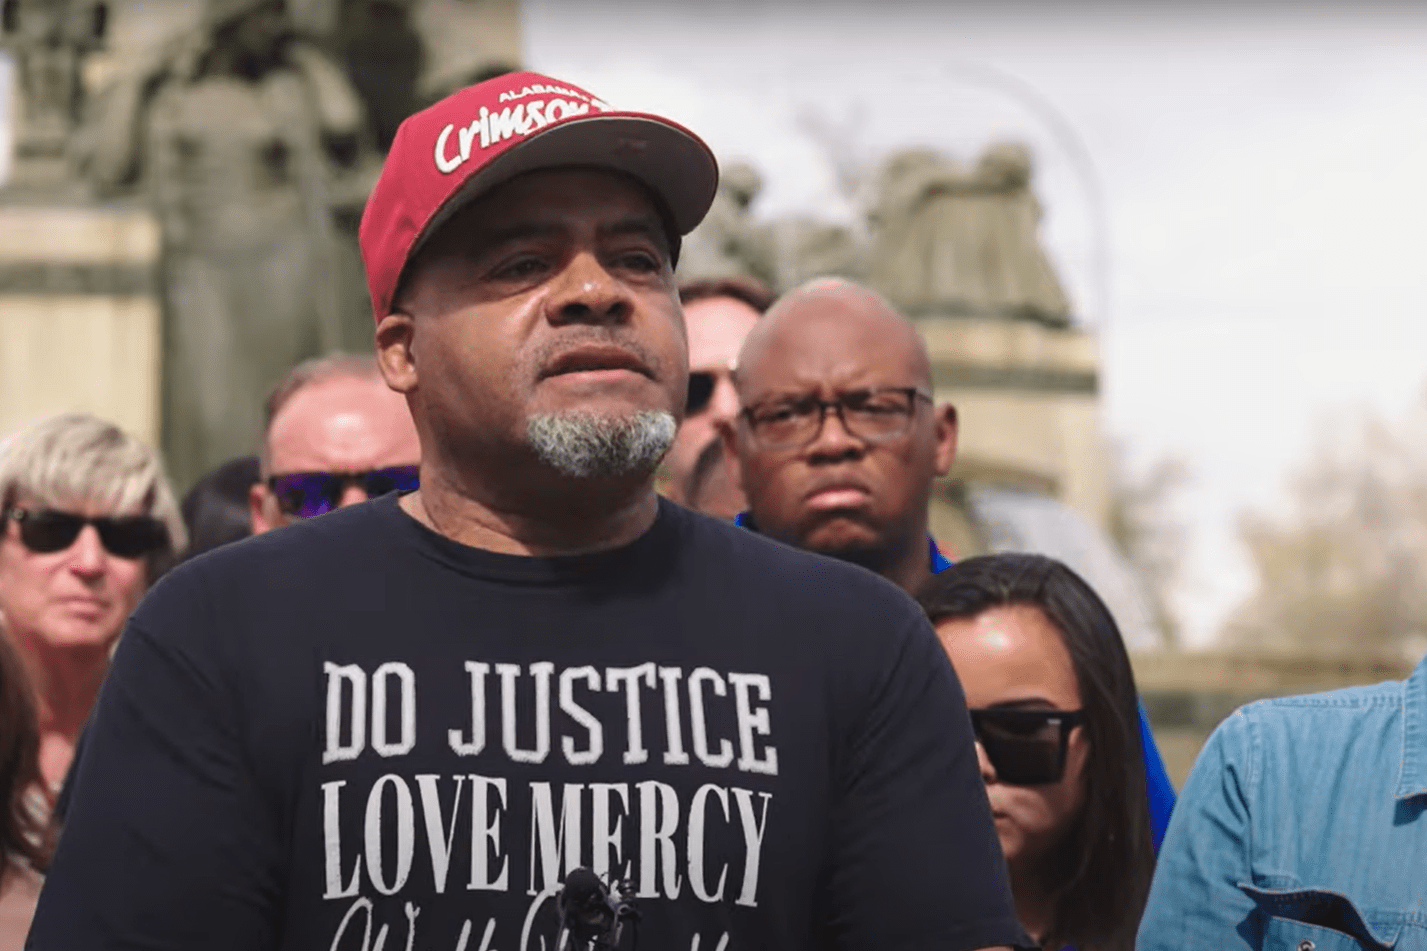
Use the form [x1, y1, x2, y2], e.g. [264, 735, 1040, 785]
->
[0, 413, 187, 566]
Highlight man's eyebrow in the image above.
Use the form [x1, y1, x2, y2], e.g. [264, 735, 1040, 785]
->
[473, 221, 565, 250]
[601, 216, 669, 245]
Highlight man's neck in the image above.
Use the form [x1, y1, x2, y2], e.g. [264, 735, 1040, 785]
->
[402, 463, 661, 557]
[882, 532, 935, 595]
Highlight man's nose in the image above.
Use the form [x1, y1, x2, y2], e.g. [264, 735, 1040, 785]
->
[805, 405, 864, 461]
[708, 376, 742, 425]
[66, 525, 108, 576]
[546, 254, 632, 327]
[337, 484, 369, 509]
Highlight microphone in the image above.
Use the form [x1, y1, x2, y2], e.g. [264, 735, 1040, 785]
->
[555, 867, 640, 950]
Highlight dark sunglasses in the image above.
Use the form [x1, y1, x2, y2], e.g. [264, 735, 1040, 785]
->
[3, 508, 169, 559]
[686, 371, 717, 416]
[267, 465, 420, 519]
[969, 708, 1085, 786]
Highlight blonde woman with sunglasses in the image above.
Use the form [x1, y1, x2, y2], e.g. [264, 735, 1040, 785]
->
[0, 414, 184, 797]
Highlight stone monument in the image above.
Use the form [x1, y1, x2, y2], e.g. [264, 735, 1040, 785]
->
[678, 160, 862, 293]
[73, 0, 378, 488]
[676, 161, 776, 287]
[0, 0, 163, 450]
[868, 142, 1071, 325]
[2, 0, 523, 489]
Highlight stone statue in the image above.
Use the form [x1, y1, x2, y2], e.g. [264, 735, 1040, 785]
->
[73, 0, 376, 488]
[328, 0, 424, 151]
[0, 0, 107, 193]
[868, 142, 1071, 325]
[678, 161, 861, 293]
[762, 216, 863, 291]
[677, 161, 776, 287]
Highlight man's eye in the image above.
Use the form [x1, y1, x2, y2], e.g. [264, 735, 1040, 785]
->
[494, 257, 548, 280]
[757, 404, 804, 423]
[847, 394, 906, 415]
[615, 251, 661, 272]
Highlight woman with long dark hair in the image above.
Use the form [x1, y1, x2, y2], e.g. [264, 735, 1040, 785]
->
[917, 553, 1155, 951]
[0, 628, 52, 946]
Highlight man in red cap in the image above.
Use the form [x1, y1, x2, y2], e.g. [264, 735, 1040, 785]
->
[31, 73, 1026, 951]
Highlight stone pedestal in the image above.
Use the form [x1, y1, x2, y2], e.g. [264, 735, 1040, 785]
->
[0, 202, 162, 447]
[921, 315, 1107, 527]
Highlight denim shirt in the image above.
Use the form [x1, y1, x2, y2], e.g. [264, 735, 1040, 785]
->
[1137, 653, 1427, 951]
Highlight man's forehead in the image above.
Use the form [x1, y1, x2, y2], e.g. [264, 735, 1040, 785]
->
[270, 374, 397, 433]
[739, 301, 928, 394]
[685, 296, 761, 368]
[443, 167, 671, 247]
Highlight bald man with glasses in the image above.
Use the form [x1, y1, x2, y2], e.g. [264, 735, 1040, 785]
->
[724, 276, 1178, 849]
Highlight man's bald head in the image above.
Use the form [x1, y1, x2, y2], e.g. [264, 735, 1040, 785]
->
[737, 277, 933, 399]
[725, 277, 957, 594]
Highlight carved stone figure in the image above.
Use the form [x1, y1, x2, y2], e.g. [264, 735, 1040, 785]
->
[0, 0, 107, 192]
[678, 161, 860, 292]
[868, 142, 1071, 324]
[74, 0, 375, 487]
[677, 161, 775, 287]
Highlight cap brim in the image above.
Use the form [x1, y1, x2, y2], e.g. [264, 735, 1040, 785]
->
[415, 112, 719, 261]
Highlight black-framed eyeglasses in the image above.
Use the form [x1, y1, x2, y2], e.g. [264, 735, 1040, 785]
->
[741, 386, 933, 451]
[267, 465, 420, 519]
[3, 508, 170, 559]
[969, 708, 1085, 786]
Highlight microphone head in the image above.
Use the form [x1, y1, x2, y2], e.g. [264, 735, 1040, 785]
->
[558, 866, 616, 941]
[561, 867, 605, 904]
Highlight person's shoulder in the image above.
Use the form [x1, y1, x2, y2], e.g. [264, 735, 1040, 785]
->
[1236, 674, 1407, 724]
[1205, 671, 1413, 780]
[137, 500, 397, 624]
[671, 505, 926, 627]
[197, 497, 394, 570]
[678, 507, 910, 592]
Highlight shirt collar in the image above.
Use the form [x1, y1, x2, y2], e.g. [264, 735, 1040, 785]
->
[1396, 652, 1427, 800]
[930, 538, 952, 573]
[734, 512, 952, 573]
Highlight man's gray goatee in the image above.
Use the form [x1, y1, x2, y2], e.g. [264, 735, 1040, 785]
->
[527, 410, 677, 479]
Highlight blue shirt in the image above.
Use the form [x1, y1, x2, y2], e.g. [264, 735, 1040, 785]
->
[1137, 653, 1427, 951]
[736, 517, 1175, 850]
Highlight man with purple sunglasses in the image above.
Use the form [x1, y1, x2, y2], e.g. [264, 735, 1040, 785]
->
[248, 353, 421, 531]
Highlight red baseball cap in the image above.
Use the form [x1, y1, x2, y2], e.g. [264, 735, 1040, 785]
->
[359, 70, 720, 320]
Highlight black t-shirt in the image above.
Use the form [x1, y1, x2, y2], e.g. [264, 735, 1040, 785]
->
[30, 496, 1024, 951]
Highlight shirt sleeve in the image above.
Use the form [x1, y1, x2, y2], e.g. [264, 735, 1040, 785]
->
[26, 574, 283, 951]
[821, 614, 1029, 951]
[1136, 709, 1260, 951]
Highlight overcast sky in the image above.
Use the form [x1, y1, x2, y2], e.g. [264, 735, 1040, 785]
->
[524, 0, 1427, 647]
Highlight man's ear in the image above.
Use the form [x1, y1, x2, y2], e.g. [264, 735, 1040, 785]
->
[249, 481, 277, 535]
[933, 402, 958, 477]
[376, 311, 418, 394]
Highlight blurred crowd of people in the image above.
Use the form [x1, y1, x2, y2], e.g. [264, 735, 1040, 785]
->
[1, 66, 1421, 951]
